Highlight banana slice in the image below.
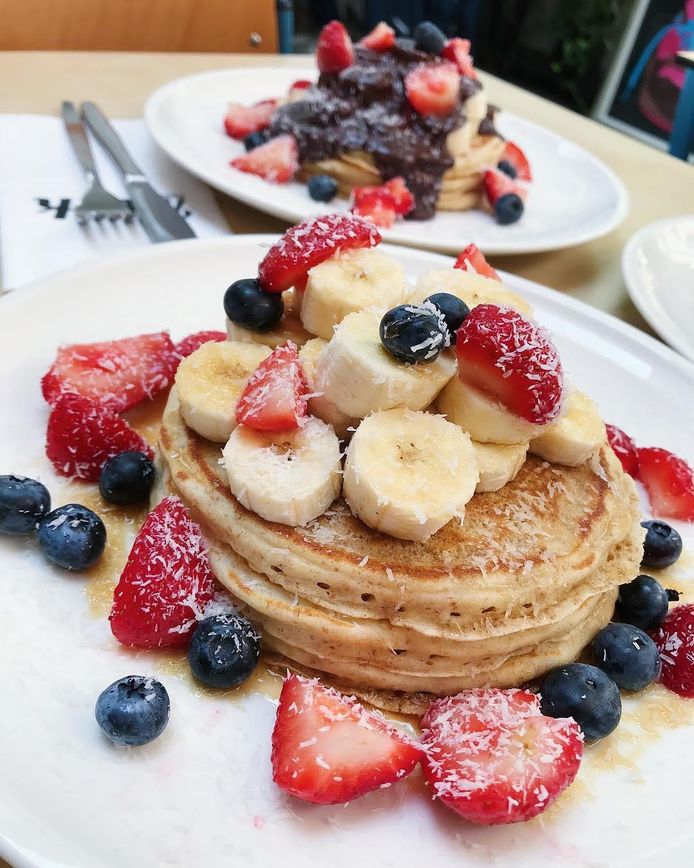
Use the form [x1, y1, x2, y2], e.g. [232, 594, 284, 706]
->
[408, 268, 533, 318]
[343, 408, 478, 542]
[300, 248, 407, 340]
[529, 391, 606, 467]
[316, 308, 456, 419]
[226, 288, 311, 349]
[472, 441, 528, 493]
[466, 89, 488, 126]
[175, 341, 271, 442]
[298, 338, 359, 440]
[437, 375, 544, 445]
[223, 416, 342, 526]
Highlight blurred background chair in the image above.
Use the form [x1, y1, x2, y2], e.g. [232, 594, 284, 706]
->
[0, 0, 278, 53]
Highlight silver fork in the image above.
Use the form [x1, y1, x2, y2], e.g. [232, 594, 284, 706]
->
[61, 100, 133, 225]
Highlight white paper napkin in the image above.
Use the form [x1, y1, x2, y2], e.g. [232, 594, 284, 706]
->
[0, 114, 230, 289]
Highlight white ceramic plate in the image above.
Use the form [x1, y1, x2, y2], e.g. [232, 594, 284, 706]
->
[1, 237, 693, 868]
[622, 215, 694, 363]
[144, 68, 629, 255]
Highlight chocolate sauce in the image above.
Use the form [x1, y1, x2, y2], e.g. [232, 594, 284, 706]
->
[268, 42, 484, 221]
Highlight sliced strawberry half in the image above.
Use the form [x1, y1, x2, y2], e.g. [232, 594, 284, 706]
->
[359, 21, 396, 52]
[606, 424, 639, 478]
[455, 304, 564, 425]
[271, 673, 423, 804]
[442, 37, 476, 79]
[230, 134, 299, 184]
[174, 330, 227, 361]
[499, 141, 532, 182]
[317, 20, 354, 73]
[236, 342, 308, 431]
[257, 213, 381, 293]
[454, 243, 500, 281]
[483, 167, 528, 207]
[405, 62, 460, 116]
[651, 604, 694, 697]
[288, 79, 312, 93]
[637, 447, 694, 522]
[110, 496, 217, 649]
[41, 332, 178, 412]
[382, 177, 415, 215]
[223, 100, 277, 140]
[46, 393, 153, 482]
[352, 188, 396, 228]
[421, 688, 583, 825]
[351, 177, 414, 227]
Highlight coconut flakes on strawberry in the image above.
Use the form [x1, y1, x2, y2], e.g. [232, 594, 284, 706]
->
[420, 688, 583, 825]
[109, 496, 218, 649]
[454, 243, 500, 281]
[230, 134, 299, 184]
[257, 213, 381, 293]
[271, 673, 423, 804]
[236, 343, 309, 432]
[455, 304, 564, 425]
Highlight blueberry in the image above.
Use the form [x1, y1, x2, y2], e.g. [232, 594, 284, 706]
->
[95, 675, 170, 747]
[380, 304, 449, 364]
[424, 293, 470, 344]
[223, 278, 284, 332]
[616, 574, 673, 630]
[591, 623, 661, 691]
[540, 663, 621, 741]
[99, 451, 155, 506]
[188, 614, 260, 689]
[0, 475, 51, 535]
[494, 193, 524, 225]
[307, 174, 338, 203]
[37, 503, 106, 570]
[413, 21, 446, 55]
[497, 159, 517, 179]
[641, 519, 682, 568]
[244, 130, 267, 151]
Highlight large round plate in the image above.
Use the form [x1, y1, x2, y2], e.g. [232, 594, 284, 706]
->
[144, 68, 628, 255]
[1, 237, 692, 868]
[622, 215, 694, 363]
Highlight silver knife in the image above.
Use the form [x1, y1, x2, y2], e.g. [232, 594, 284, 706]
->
[81, 101, 196, 243]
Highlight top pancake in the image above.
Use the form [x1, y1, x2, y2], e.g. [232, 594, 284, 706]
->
[160, 389, 643, 641]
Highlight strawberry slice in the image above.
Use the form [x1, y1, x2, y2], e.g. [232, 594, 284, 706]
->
[45, 393, 153, 482]
[230, 134, 299, 184]
[351, 177, 414, 227]
[317, 20, 354, 73]
[110, 496, 217, 649]
[405, 62, 460, 116]
[637, 447, 694, 522]
[223, 100, 277, 140]
[499, 141, 532, 182]
[454, 243, 500, 281]
[359, 21, 396, 52]
[606, 424, 639, 478]
[41, 332, 178, 412]
[258, 213, 381, 293]
[456, 304, 564, 424]
[174, 330, 226, 361]
[483, 167, 528, 207]
[288, 79, 312, 95]
[236, 343, 308, 431]
[651, 604, 694, 697]
[352, 188, 396, 228]
[271, 674, 423, 804]
[421, 688, 583, 825]
[382, 177, 415, 215]
[442, 37, 476, 79]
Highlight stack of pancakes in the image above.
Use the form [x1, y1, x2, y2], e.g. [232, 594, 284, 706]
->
[298, 90, 505, 215]
[158, 389, 644, 714]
